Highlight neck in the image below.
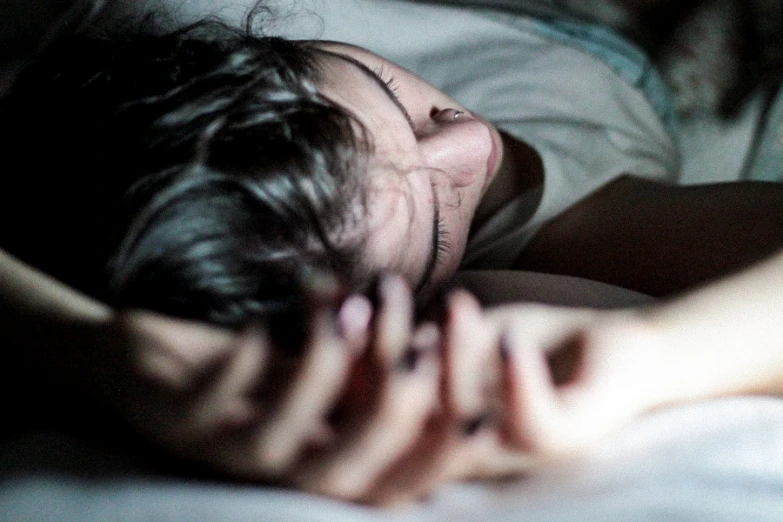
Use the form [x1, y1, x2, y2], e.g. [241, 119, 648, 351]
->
[472, 131, 543, 233]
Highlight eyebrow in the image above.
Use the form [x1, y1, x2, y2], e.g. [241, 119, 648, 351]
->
[324, 50, 416, 131]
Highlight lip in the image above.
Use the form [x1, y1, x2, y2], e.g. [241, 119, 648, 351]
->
[482, 120, 501, 187]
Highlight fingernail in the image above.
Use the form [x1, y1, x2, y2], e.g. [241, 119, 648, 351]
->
[396, 346, 425, 373]
[337, 295, 372, 344]
[499, 333, 511, 363]
[396, 323, 441, 370]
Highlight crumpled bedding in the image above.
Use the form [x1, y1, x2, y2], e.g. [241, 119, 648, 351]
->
[4, 1, 782, 520]
[3, 397, 783, 521]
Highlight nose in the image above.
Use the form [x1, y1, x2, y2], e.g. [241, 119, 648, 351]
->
[417, 109, 492, 188]
[432, 108, 466, 122]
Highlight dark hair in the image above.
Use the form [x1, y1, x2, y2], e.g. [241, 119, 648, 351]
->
[0, 18, 370, 330]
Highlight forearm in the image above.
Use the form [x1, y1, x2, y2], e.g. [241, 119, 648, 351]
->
[0, 248, 109, 320]
[0, 248, 112, 398]
[645, 250, 783, 403]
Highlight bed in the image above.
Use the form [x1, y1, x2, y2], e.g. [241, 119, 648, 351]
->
[3, 0, 783, 520]
[4, 272, 783, 521]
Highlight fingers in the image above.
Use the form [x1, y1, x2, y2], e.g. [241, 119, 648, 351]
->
[293, 323, 441, 500]
[500, 331, 567, 454]
[362, 411, 458, 506]
[441, 290, 499, 421]
[290, 276, 432, 499]
[498, 318, 656, 457]
[124, 275, 472, 504]
[247, 304, 356, 474]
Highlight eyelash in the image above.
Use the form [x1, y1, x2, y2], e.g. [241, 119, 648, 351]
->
[435, 215, 451, 261]
[432, 182, 452, 269]
[370, 61, 417, 132]
[373, 65, 401, 97]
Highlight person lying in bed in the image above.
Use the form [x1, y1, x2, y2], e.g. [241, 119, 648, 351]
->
[6, 246, 783, 505]
[3, 0, 783, 505]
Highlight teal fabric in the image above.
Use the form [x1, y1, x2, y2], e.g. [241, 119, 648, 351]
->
[526, 18, 679, 134]
[411, 1, 679, 133]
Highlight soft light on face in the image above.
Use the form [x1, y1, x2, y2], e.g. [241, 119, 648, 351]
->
[309, 42, 504, 295]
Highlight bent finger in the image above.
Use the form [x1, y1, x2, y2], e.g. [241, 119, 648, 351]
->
[293, 329, 440, 500]
[442, 290, 498, 418]
[190, 325, 272, 436]
[501, 330, 569, 455]
[249, 306, 356, 474]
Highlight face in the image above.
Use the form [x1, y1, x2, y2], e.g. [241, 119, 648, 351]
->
[308, 42, 503, 295]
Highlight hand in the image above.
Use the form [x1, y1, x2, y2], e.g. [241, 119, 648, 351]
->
[487, 299, 664, 457]
[433, 292, 665, 477]
[90, 275, 451, 504]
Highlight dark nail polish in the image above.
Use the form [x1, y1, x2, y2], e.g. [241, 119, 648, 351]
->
[397, 346, 424, 373]
[460, 411, 493, 437]
[499, 333, 510, 363]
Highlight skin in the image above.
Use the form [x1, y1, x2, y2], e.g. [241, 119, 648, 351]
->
[476, 248, 783, 456]
[6, 1, 783, 506]
[0, 249, 463, 503]
[311, 42, 539, 296]
[1, 247, 550, 503]
[310, 42, 783, 299]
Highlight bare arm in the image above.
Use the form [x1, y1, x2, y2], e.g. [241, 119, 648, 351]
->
[0, 251, 467, 504]
[473, 248, 783, 457]
[513, 176, 783, 296]
[0, 248, 111, 405]
[646, 249, 783, 399]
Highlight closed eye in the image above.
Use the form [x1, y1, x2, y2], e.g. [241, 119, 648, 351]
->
[373, 65, 401, 97]
[435, 212, 451, 263]
[314, 48, 416, 132]
[416, 180, 451, 293]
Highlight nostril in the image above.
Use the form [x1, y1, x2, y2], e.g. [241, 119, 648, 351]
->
[430, 107, 441, 118]
[432, 107, 467, 122]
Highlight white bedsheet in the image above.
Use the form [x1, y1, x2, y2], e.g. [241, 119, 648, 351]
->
[3, 397, 783, 521]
